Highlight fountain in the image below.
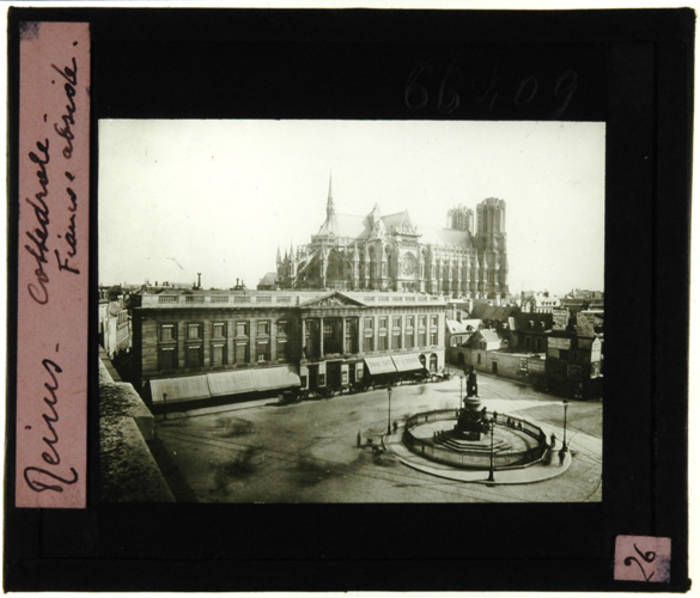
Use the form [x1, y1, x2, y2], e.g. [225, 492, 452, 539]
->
[401, 373, 549, 471]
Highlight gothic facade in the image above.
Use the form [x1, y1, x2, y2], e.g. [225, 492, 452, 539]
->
[277, 178, 509, 299]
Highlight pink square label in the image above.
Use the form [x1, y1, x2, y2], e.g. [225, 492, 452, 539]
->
[614, 535, 671, 583]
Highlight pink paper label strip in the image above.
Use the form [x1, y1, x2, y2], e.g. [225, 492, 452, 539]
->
[17, 22, 90, 508]
[614, 535, 671, 583]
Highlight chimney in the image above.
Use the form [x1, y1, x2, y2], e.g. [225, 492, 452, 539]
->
[236, 278, 239, 287]
[197, 273, 202, 289]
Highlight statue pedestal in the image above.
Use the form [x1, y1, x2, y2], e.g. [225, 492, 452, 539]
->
[452, 395, 487, 441]
[455, 429, 481, 442]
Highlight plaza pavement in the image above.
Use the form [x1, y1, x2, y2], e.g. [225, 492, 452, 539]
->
[153, 370, 602, 502]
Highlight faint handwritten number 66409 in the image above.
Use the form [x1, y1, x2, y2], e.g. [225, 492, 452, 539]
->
[624, 543, 656, 581]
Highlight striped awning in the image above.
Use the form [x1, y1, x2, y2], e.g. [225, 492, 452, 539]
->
[150, 366, 301, 403]
[391, 353, 425, 372]
[207, 370, 259, 396]
[364, 356, 397, 375]
[254, 365, 301, 392]
[208, 365, 301, 397]
[150, 375, 210, 404]
[207, 365, 301, 397]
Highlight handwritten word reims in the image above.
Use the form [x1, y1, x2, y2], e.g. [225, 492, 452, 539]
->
[23, 357, 78, 493]
[24, 57, 80, 307]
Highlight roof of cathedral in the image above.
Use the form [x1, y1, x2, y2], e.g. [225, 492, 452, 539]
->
[316, 213, 369, 239]
[315, 210, 472, 248]
[419, 223, 472, 247]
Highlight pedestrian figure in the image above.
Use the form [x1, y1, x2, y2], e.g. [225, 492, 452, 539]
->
[550, 433, 556, 448]
[357, 430, 362, 447]
[558, 446, 566, 466]
[517, 421, 523, 430]
[493, 411, 498, 422]
[393, 420, 398, 434]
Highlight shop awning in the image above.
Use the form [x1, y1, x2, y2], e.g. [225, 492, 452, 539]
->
[150, 376, 210, 404]
[208, 365, 300, 397]
[207, 370, 259, 396]
[391, 353, 425, 372]
[150, 366, 301, 403]
[364, 356, 397, 375]
[253, 365, 301, 391]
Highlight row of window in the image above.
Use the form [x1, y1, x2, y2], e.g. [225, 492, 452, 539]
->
[159, 320, 288, 343]
[364, 314, 439, 330]
[363, 329, 438, 352]
[158, 338, 289, 371]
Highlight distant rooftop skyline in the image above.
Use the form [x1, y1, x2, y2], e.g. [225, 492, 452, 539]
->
[99, 120, 605, 296]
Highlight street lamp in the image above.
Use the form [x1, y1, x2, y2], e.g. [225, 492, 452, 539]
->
[163, 393, 168, 420]
[459, 375, 464, 413]
[387, 385, 393, 435]
[562, 398, 569, 452]
[487, 416, 496, 482]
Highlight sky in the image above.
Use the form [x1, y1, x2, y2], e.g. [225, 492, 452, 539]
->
[99, 119, 605, 296]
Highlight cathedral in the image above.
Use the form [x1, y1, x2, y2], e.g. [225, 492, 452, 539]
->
[276, 177, 509, 299]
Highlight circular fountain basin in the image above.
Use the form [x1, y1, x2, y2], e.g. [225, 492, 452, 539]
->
[402, 409, 548, 470]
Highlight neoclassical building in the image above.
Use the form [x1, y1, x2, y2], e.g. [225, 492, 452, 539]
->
[129, 288, 446, 406]
[276, 177, 509, 299]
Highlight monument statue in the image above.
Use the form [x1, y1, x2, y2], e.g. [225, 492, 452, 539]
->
[452, 369, 489, 440]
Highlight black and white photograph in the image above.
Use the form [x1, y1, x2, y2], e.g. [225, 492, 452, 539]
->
[98, 119, 605, 503]
[5, 4, 693, 592]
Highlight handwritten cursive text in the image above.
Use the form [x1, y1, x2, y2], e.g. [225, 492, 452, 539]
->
[23, 357, 79, 493]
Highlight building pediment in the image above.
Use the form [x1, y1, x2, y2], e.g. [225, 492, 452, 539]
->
[299, 291, 365, 309]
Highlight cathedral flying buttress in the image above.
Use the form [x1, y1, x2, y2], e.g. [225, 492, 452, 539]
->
[276, 175, 509, 299]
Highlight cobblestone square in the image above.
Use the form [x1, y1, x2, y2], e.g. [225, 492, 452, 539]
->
[155, 369, 602, 503]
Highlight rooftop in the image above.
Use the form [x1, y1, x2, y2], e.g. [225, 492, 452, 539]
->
[139, 290, 448, 309]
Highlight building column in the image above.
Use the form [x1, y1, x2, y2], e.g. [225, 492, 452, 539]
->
[319, 317, 324, 357]
[301, 317, 307, 354]
[341, 317, 346, 354]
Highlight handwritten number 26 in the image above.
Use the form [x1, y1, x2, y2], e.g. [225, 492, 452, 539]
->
[624, 543, 656, 582]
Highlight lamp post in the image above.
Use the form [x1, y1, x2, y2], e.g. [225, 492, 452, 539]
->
[163, 393, 168, 420]
[562, 398, 569, 452]
[487, 416, 496, 482]
[459, 375, 464, 412]
[387, 385, 393, 435]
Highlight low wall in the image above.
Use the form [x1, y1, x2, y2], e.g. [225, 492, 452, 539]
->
[448, 348, 534, 383]
[402, 408, 547, 470]
[100, 359, 175, 502]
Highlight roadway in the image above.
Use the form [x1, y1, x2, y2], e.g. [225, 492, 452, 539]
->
[154, 368, 602, 503]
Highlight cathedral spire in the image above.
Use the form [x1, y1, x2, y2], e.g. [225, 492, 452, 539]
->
[326, 170, 335, 220]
